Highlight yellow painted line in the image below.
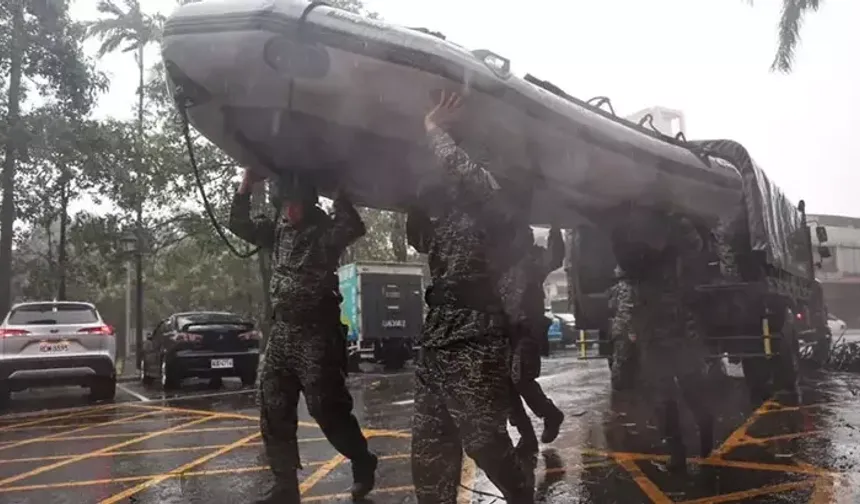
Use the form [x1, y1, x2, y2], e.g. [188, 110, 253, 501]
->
[713, 400, 774, 458]
[0, 410, 160, 454]
[0, 414, 217, 488]
[0, 404, 116, 433]
[614, 455, 673, 504]
[2, 414, 200, 432]
[0, 454, 412, 494]
[304, 485, 414, 502]
[300, 454, 346, 494]
[457, 455, 476, 504]
[0, 403, 118, 423]
[42, 424, 259, 442]
[741, 430, 822, 445]
[97, 431, 263, 504]
[677, 480, 814, 503]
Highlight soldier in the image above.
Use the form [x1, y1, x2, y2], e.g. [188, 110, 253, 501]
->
[608, 266, 639, 391]
[610, 208, 714, 473]
[229, 170, 378, 503]
[500, 224, 566, 450]
[406, 91, 534, 504]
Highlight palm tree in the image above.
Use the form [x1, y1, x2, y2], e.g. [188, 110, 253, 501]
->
[763, 0, 824, 73]
[86, 0, 164, 368]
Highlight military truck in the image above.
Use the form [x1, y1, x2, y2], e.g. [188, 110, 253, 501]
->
[566, 139, 832, 401]
[338, 261, 425, 370]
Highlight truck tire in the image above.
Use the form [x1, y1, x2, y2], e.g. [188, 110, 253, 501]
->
[772, 309, 801, 403]
[381, 341, 408, 371]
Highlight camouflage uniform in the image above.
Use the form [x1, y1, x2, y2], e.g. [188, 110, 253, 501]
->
[608, 267, 639, 391]
[229, 189, 376, 502]
[612, 211, 714, 471]
[407, 128, 534, 504]
[497, 225, 565, 446]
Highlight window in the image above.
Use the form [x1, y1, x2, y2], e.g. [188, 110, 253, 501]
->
[176, 312, 247, 329]
[8, 303, 99, 325]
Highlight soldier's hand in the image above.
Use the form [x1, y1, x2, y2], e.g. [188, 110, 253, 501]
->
[424, 90, 463, 132]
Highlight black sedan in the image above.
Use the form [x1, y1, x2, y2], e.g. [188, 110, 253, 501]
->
[139, 311, 260, 389]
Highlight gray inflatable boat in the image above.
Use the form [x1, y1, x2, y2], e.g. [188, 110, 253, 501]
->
[161, 0, 744, 226]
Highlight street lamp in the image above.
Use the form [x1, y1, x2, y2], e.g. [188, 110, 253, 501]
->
[120, 232, 137, 374]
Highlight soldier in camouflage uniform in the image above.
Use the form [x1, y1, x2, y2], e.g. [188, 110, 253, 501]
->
[610, 208, 714, 473]
[229, 170, 377, 503]
[608, 266, 639, 391]
[499, 224, 566, 450]
[406, 91, 534, 504]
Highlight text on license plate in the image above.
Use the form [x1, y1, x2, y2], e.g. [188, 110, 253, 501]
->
[39, 342, 69, 353]
[210, 358, 233, 369]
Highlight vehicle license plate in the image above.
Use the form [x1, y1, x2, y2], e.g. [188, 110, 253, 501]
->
[39, 341, 69, 353]
[211, 358, 233, 369]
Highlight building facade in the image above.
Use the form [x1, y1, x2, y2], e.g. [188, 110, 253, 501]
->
[809, 214, 860, 327]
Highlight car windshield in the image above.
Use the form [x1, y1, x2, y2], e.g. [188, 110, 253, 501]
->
[176, 313, 248, 328]
[7, 304, 99, 325]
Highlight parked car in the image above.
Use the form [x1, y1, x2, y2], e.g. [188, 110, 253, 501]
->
[139, 311, 260, 389]
[0, 301, 116, 406]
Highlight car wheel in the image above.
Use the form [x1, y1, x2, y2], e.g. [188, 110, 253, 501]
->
[90, 377, 117, 402]
[161, 357, 179, 390]
[139, 360, 154, 386]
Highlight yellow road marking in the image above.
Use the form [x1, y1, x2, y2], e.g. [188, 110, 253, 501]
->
[713, 400, 774, 458]
[0, 411, 160, 453]
[614, 454, 673, 504]
[25, 424, 259, 442]
[0, 404, 116, 433]
[677, 480, 814, 503]
[457, 455, 476, 504]
[0, 454, 412, 493]
[304, 485, 414, 501]
[0, 403, 118, 423]
[300, 454, 346, 494]
[1, 414, 200, 432]
[0, 414, 218, 488]
[97, 431, 263, 503]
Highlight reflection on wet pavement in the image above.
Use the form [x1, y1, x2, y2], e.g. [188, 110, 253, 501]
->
[0, 352, 857, 503]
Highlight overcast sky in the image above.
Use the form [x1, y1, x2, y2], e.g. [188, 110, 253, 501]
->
[70, 0, 860, 217]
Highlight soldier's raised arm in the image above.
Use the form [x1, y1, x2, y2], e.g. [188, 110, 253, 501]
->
[406, 207, 435, 254]
[322, 190, 366, 254]
[536, 225, 565, 277]
[424, 91, 500, 201]
[228, 168, 276, 249]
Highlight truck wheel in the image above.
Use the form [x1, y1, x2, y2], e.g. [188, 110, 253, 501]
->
[742, 357, 772, 405]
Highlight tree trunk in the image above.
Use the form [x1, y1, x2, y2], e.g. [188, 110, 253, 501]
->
[391, 212, 407, 262]
[133, 45, 146, 366]
[0, 0, 25, 315]
[58, 181, 69, 300]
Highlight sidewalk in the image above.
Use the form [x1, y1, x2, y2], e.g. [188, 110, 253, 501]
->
[115, 355, 140, 383]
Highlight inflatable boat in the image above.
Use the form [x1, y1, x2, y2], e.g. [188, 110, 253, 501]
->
[161, 0, 745, 226]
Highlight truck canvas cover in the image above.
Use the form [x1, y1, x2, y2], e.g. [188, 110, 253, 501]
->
[691, 139, 809, 278]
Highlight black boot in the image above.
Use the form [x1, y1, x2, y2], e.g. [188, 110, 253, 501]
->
[350, 452, 378, 501]
[540, 406, 564, 444]
[254, 481, 300, 504]
[699, 419, 715, 459]
[666, 438, 688, 474]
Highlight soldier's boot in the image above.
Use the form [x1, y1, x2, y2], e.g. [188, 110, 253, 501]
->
[350, 452, 378, 501]
[540, 405, 564, 444]
[699, 416, 715, 458]
[254, 479, 300, 504]
[666, 437, 688, 474]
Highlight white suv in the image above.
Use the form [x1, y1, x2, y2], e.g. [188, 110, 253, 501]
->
[0, 301, 117, 407]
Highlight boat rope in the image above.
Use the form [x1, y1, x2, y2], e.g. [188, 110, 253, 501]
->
[176, 0, 330, 259]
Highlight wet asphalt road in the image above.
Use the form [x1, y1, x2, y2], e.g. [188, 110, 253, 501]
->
[0, 351, 858, 503]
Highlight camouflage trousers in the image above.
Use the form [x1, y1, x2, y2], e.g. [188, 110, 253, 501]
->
[509, 336, 557, 428]
[639, 339, 714, 460]
[610, 333, 640, 391]
[412, 336, 534, 503]
[258, 320, 372, 498]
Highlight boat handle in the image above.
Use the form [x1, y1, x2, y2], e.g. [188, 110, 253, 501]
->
[472, 49, 511, 79]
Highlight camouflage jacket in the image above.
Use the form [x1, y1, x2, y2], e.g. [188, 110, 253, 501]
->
[626, 214, 704, 345]
[229, 190, 365, 319]
[497, 226, 564, 327]
[608, 274, 635, 339]
[406, 127, 506, 347]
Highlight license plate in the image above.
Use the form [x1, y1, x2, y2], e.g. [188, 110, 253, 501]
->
[210, 358, 233, 369]
[39, 341, 69, 353]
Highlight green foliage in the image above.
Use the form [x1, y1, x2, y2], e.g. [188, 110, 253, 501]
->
[750, 0, 824, 73]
